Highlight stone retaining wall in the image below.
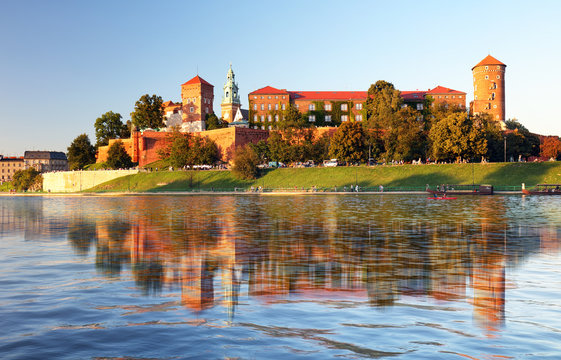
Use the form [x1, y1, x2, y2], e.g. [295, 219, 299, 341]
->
[43, 170, 139, 193]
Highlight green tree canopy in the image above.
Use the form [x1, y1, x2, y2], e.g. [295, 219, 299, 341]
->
[365, 80, 403, 130]
[429, 113, 487, 162]
[67, 133, 96, 170]
[205, 113, 227, 130]
[106, 140, 134, 169]
[12, 168, 42, 191]
[189, 137, 220, 165]
[168, 136, 190, 168]
[232, 145, 260, 180]
[131, 94, 164, 130]
[279, 103, 308, 129]
[383, 107, 427, 162]
[329, 121, 367, 164]
[94, 111, 129, 147]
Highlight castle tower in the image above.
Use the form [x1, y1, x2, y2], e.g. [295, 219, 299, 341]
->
[180, 75, 214, 130]
[221, 64, 241, 123]
[471, 55, 506, 125]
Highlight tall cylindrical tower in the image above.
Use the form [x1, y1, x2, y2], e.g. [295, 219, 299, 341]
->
[471, 55, 506, 124]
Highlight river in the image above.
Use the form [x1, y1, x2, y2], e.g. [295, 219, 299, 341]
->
[1, 194, 560, 359]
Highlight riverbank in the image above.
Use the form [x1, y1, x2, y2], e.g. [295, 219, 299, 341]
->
[83, 161, 561, 193]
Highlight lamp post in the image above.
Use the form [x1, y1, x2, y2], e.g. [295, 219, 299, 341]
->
[504, 136, 507, 163]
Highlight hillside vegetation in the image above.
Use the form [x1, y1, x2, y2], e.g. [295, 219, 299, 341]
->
[86, 162, 561, 192]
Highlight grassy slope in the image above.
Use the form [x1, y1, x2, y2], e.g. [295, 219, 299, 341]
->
[86, 162, 561, 192]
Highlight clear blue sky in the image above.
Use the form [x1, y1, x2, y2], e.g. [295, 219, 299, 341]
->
[1, 0, 560, 155]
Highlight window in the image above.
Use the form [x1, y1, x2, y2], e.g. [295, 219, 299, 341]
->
[260, 115, 265, 122]
[309, 104, 315, 111]
[356, 103, 362, 110]
[497, 75, 501, 79]
[341, 104, 348, 111]
[268, 104, 271, 110]
[485, 66, 488, 70]
[190, 107, 194, 113]
[282, 104, 286, 110]
[325, 103, 332, 111]
[275, 114, 279, 122]
[445, 95, 448, 98]
[474, 85, 477, 91]
[268, 125, 272, 130]
[296, 104, 299, 109]
[341, 115, 348, 121]
[491, 93, 495, 100]
[356, 114, 363, 121]
[491, 83, 497, 89]
[452, 96, 455, 99]
[282, 96, 286, 99]
[493, 105, 497, 109]
[254, 96, 257, 99]
[261, 104, 264, 110]
[309, 115, 315, 122]
[497, 66, 500, 69]
[275, 104, 278, 110]
[254, 115, 258, 122]
[253, 104, 257, 110]
[496, 115, 500, 119]
[205, 107, 208, 113]
[261, 96, 264, 99]
[416, 103, 423, 111]
[261, 126, 265, 130]
[485, 75, 489, 80]
[268, 115, 272, 122]
[475, 95, 478, 100]
[325, 115, 332, 122]
[275, 96, 278, 99]
[268, 96, 271, 99]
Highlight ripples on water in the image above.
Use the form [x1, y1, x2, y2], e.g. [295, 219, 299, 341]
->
[1, 195, 561, 359]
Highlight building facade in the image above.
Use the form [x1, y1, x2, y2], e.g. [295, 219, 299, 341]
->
[180, 75, 214, 132]
[24, 151, 68, 172]
[221, 65, 241, 123]
[248, 84, 465, 130]
[471, 55, 506, 125]
[0, 155, 24, 182]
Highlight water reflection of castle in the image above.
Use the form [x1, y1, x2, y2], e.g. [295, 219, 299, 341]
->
[3, 197, 559, 331]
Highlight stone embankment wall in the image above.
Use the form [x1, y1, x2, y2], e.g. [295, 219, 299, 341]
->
[43, 170, 139, 193]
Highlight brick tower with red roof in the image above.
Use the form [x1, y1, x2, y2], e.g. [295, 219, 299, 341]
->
[471, 55, 506, 125]
[181, 75, 214, 128]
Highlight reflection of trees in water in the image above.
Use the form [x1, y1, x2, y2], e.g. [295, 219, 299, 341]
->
[133, 259, 164, 295]
[95, 220, 132, 277]
[67, 218, 97, 256]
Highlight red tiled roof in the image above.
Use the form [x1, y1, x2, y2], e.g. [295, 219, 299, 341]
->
[401, 91, 427, 101]
[472, 55, 506, 70]
[162, 100, 175, 107]
[427, 86, 466, 95]
[182, 75, 213, 86]
[249, 86, 289, 95]
[290, 91, 367, 101]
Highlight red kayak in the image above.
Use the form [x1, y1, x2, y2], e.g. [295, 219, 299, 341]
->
[427, 196, 457, 200]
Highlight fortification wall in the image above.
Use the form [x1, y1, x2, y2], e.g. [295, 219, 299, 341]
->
[43, 170, 139, 193]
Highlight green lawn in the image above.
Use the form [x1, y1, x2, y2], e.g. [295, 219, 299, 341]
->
[86, 162, 561, 192]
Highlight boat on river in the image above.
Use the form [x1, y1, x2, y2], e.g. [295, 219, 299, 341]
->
[522, 184, 561, 195]
[427, 184, 493, 196]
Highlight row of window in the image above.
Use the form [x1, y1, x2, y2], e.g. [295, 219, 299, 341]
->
[484, 66, 502, 70]
[253, 102, 363, 111]
[482, 75, 501, 80]
[0, 162, 23, 167]
[252, 114, 364, 123]
[435, 95, 462, 99]
[253, 95, 287, 100]
[183, 97, 212, 104]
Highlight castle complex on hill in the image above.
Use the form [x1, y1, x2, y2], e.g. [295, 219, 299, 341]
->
[96, 55, 506, 165]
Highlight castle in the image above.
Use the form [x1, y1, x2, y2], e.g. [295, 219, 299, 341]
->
[96, 55, 506, 165]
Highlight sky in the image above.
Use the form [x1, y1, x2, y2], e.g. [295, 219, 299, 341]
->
[1, 0, 560, 156]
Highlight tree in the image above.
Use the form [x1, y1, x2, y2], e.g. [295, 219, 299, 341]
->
[106, 140, 134, 169]
[168, 136, 190, 168]
[188, 136, 220, 165]
[232, 145, 259, 179]
[279, 103, 307, 129]
[94, 111, 129, 147]
[130, 94, 164, 130]
[329, 121, 367, 164]
[67, 134, 96, 170]
[429, 113, 487, 162]
[540, 136, 561, 160]
[157, 128, 187, 160]
[12, 168, 42, 191]
[205, 113, 227, 130]
[365, 80, 403, 130]
[382, 107, 427, 162]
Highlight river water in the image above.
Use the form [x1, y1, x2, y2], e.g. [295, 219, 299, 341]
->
[1, 194, 560, 359]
